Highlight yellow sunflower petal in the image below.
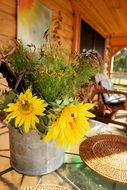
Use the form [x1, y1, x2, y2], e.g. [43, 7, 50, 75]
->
[83, 103, 94, 110]
[15, 115, 22, 127]
[24, 118, 31, 133]
[83, 111, 95, 118]
[44, 102, 93, 148]
[4, 89, 48, 133]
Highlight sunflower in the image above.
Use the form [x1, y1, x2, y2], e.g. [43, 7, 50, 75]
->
[5, 89, 48, 132]
[44, 103, 95, 147]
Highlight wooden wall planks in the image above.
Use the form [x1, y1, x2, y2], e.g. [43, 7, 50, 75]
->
[0, 0, 17, 46]
[1, 0, 127, 51]
[0, 0, 16, 16]
[41, 0, 74, 51]
[0, 0, 74, 51]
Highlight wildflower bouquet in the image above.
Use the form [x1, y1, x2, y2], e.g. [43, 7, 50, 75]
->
[0, 41, 97, 148]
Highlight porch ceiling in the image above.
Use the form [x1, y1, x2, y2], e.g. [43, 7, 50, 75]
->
[72, 0, 127, 45]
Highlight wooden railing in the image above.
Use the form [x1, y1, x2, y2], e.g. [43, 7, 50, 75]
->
[111, 72, 127, 85]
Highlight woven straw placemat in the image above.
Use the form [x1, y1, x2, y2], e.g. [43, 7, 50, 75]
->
[79, 134, 127, 184]
[22, 184, 71, 190]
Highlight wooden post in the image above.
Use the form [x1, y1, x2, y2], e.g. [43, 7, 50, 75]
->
[103, 37, 110, 75]
[72, 12, 81, 52]
[108, 48, 113, 77]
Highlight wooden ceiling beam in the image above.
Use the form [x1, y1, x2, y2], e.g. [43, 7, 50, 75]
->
[80, 0, 116, 34]
[71, 0, 127, 39]
[110, 36, 127, 47]
[71, 0, 108, 38]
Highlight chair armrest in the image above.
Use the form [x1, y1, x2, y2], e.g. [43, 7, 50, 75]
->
[95, 85, 127, 96]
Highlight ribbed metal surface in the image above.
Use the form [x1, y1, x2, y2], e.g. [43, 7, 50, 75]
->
[9, 127, 64, 176]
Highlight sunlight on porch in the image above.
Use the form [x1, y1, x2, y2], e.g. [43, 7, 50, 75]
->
[0, 0, 127, 190]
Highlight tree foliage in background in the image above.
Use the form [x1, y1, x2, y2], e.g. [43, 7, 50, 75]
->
[113, 49, 127, 72]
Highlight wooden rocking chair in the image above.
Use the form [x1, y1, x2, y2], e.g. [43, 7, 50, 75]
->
[89, 73, 127, 127]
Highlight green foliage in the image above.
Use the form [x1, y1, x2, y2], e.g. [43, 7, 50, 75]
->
[1, 41, 99, 103]
[114, 49, 127, 72]
[71, 54, 97, 92]
[8, 41, 40, 73]
[0, 90, 16, 110]
[0, 41, 100, 137]
[31, 44, 74, 102]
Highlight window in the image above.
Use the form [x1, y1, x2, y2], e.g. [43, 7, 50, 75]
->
[80, 20, 105, 56]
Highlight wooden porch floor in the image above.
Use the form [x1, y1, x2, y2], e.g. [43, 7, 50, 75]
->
[0, 118, 127, 190]
[93, 109, 127, 133]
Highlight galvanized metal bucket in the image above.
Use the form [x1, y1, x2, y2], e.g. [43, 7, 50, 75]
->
[9, 127, 64, 176]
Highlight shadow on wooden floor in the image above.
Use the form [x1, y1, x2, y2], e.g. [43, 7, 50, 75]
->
[92, 109, 127, 131]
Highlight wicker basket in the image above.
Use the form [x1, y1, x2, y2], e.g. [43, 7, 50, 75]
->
[79, 134, 127, 184]
[21, 184, 71, 190]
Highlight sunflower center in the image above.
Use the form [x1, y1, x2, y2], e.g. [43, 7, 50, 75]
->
[71, 112, 77, 118]
[20, 100, 33, 114]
